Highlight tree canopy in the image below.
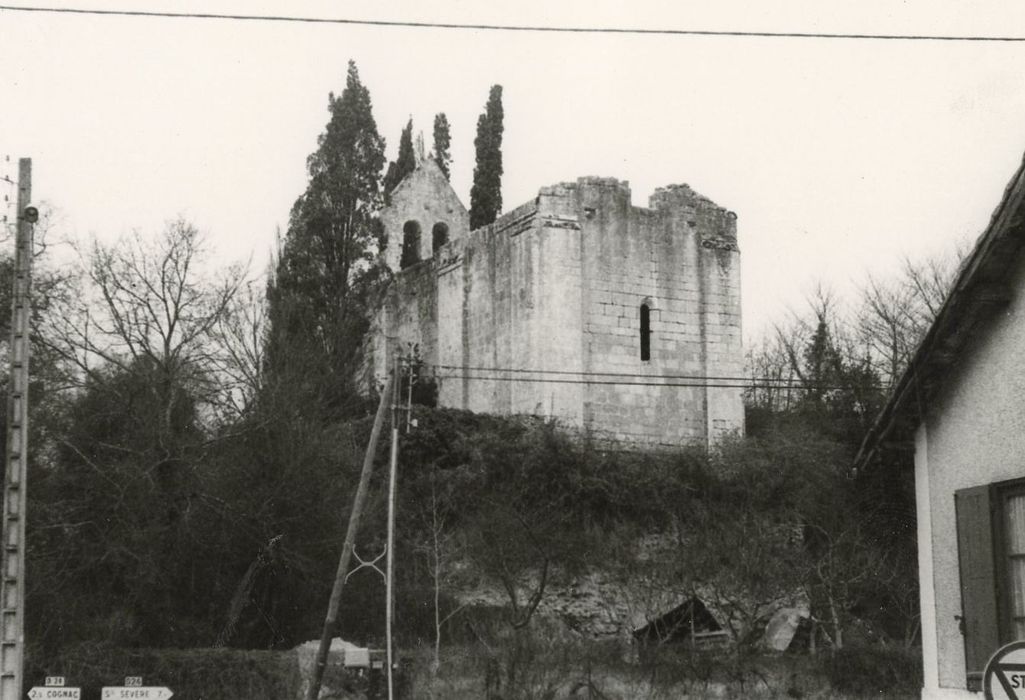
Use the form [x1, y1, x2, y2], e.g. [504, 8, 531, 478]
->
[383, 117, 416, 198]
[469, 85, 504, 229]
[432, 113, 452, 181]
[265, 60, 386, 409]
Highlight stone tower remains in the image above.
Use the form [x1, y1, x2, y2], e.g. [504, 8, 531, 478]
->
[365, 160, 744, 447]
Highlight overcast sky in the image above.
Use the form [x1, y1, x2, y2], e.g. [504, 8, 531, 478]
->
[3, 0, 1025, 340]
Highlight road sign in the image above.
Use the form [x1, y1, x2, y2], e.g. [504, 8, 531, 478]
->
[27, 688, 80, 699]
[984, 641, 1025, 699]
[100, 688, 173, 700]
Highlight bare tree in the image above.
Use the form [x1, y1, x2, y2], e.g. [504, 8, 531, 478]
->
[747, 285, 856, 412]
[855, 275, 917, 389]
[412, 464, 467, 675]
[25, 220, 257, 648]
[750, 239, 966, 409]
[854, 245, 966, 389]
[44, 218, 248, 442]
[799, 519, 891, 650]
[208, 278, 267, 422]
[467, 498, 556, 631]
[744, 334, 799, 414]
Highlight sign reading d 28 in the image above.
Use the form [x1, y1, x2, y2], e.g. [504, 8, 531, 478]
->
[984, 641, 1025, 699]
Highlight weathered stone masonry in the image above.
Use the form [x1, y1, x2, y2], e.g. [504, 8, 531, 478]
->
[366, 161, 744, 447]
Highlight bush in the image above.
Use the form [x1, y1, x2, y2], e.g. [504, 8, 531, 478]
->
[825, 644, 922, 696]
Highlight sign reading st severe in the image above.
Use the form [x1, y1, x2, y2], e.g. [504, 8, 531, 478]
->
[984, 640, 1025, 699]
[100, 688, 173, 700]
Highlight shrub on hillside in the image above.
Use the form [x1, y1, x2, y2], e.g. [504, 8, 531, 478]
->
[825, 644, 922, 695]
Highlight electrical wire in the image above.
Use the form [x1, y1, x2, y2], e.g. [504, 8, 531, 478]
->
[1, 4, 1024, 42]
[427, 362, 874, 390]
[430, 371, 865, 392]
[431, 363, 800, 384]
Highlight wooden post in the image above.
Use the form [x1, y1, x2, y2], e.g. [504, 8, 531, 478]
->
[385, 354, 400, 700]
[306, 370, 394, 700]
[0, 158, 32, 700]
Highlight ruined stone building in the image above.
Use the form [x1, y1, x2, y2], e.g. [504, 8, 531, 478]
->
[364, 155, 745, 447]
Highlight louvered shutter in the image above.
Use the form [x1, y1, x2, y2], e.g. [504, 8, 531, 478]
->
[955, 485, 1000, 690]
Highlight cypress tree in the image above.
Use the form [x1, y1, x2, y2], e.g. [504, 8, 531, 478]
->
[383, 118, 416, 196]
[469, 85, 504, 229]
[266, 60, 386, 409]
[433, 113, 452, 180]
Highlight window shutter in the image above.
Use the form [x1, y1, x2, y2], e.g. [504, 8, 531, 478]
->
[955, 485, 1000, 689]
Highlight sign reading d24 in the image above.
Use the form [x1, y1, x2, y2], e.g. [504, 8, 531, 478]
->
[100, 688, 173, 700]
[984, 641, 1025, 699]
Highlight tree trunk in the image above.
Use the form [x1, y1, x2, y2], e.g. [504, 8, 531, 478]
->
[829, 596, 843, 650]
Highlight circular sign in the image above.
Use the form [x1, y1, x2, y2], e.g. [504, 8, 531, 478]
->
[984, 641, 1025, 699]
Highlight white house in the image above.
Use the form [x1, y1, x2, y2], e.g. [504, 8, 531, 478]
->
[856, 153, 1025, 698]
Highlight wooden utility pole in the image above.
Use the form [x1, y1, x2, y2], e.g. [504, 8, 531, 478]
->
[306, 370, 394, 700]
[0, 158, 33, 700]
[385, 354, 401, 700]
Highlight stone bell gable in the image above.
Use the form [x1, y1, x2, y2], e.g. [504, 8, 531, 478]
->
[379, 157, 469, 273]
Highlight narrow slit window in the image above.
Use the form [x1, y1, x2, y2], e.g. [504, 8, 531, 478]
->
[640, 304, 651, 361]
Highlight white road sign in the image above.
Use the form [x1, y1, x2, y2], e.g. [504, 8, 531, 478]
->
[28, 688, 81, 699]
[100, 688, 173, 700]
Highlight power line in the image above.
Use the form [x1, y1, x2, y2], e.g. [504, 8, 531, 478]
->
[431, 363, 798, 384]
[1, 4, 1025, 42]
[428, 363, 876, 389]
[432, 372, 864, 391]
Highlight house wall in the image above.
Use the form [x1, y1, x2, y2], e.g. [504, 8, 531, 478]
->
[369, 176, 744, 447]
[917, 247, 1025, 698]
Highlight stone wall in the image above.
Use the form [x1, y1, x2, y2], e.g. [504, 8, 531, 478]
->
[568, 179, 744, 446]
[379, 158, 469, 272]
[368, 175, 745, 447]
